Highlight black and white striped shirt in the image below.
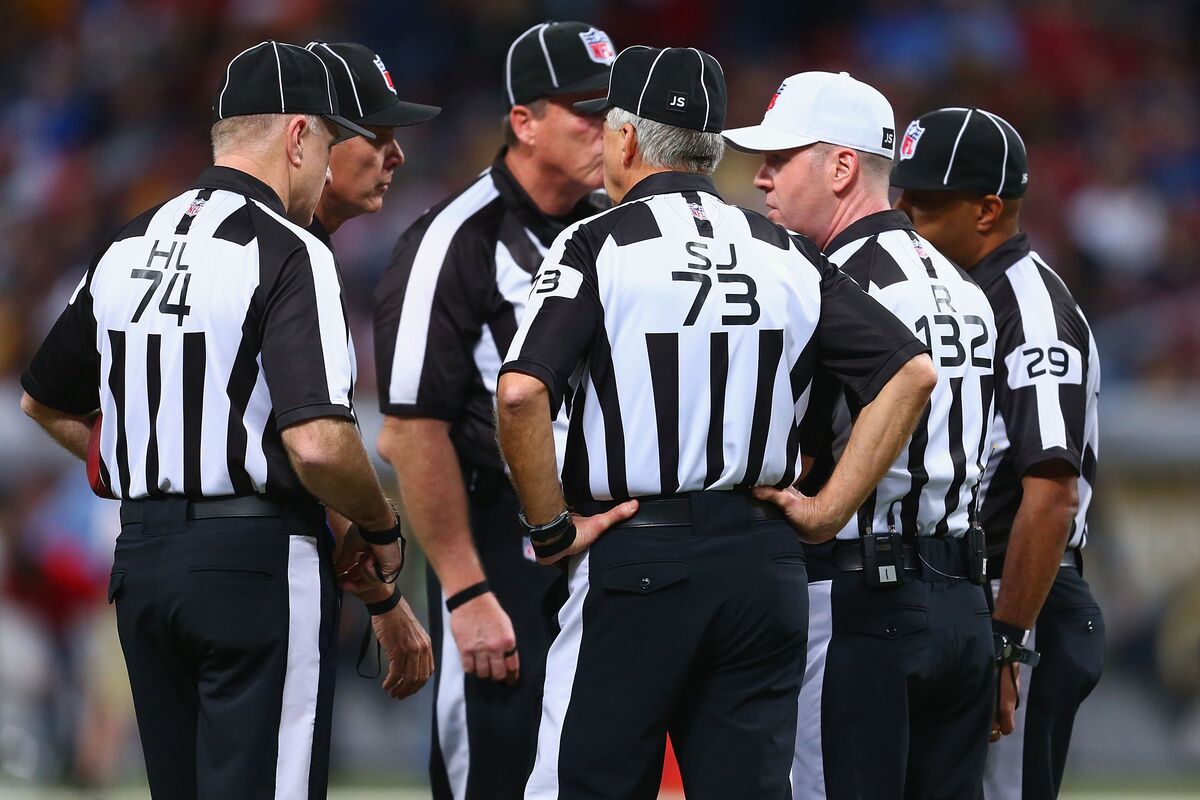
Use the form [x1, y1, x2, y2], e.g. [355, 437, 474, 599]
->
[22, 167, 356, 505]
[374, 149, 606, 471]
[802, 210, 997, 539]
[501, 172, 927, 504]
[972, 234, 1099, 552]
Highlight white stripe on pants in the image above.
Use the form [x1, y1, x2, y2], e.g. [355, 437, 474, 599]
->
[436, 595, 470, 799]
[525, 552, 591, 800]
[274, 536, 322, 799]
[792, 579, 833, 799]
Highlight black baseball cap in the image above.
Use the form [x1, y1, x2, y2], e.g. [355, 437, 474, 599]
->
[505, 21, 616, 108]
[574, 46, 726, 133]
[890, 107, 1028, 198]
[305, 42, 441, 128]
[213, 40, 374, 141]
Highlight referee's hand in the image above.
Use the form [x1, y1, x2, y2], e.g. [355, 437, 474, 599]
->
[536, 500, 640, 567]
[450, 593, 521, 686]
[752, 486, 841, 544]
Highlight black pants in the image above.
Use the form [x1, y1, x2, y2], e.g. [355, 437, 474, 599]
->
[109, 498, 337, 800]
[427, 472, 559, 800]
[525, 492, 808, 800]
[983, 562, 1105, 800]
[794, 538, 995, 800]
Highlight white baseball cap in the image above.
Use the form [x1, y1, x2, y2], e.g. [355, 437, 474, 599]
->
[723, 71, 896, 158]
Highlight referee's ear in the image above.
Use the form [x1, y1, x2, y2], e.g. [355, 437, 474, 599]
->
[973, 194, 1006, 235]
[618, 122, 639, 168]
[285, 114, 310, 168]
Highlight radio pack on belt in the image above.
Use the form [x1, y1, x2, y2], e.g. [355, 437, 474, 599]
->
[861, 520, 905, 589]
[966, 521, 987, 585]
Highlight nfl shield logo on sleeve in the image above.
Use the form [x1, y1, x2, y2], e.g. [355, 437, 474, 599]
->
[579, 28, 616, 64]
[899, 120, 925, 160]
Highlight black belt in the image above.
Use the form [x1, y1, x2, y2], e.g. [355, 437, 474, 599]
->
[989, 549, 1080, 579]
[120, 495, 294, 526]
[572, 491, 785, 528]
[832, 540, 921, 572]
[806, 535, 972, 583]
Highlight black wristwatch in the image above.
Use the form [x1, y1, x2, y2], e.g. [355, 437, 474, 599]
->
[993, 620, 1040, 667]
[518, 509, 577, 560]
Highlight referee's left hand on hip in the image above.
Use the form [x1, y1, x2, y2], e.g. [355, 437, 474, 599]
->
[540, 500, 640, 566]
[752, 486, 841, 544]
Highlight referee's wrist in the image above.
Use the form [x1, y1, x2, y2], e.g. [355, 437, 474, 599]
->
[354, 583, 395, 606]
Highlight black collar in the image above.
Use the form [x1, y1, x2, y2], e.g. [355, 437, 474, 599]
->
[621, 171, 723, 205]
[195, 166, 286, 217]
[307, 215, 333, 248]
[969, 233, 1031, 290]
[824, 209, 915, 255]
[489, 147, 602, 248]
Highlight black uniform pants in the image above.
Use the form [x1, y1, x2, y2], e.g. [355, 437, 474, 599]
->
[525, 492, 809, 800]
[983, 561, 1105, 800]
[109, 498, 337, 800]
[793, 537, 995, 800]
[427, 468, 558, 800]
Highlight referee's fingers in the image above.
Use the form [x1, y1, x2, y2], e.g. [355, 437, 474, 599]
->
[504, 648, 520, 687]
[473, 651, 492, 681]
[487, 650, 508, 683]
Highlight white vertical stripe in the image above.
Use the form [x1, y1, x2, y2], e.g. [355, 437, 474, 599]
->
[982, 579, 1032, 800]
[537, 24, 559, 88]
[1007, 258, 1067, 449]
[240, 368, 273, 492]
[979, 110, 1009, 195]
[436, 596, 469, 799]
[218, 42, 266, 119]
[636, 49, 669, 117]
[505, 24, 544, 106]
[690, 48, 710, 131]
[526, 552, 591, 800]
[388, 176, 500, 404]
[943, 109, 974, 185]
[122, 333, 150, 497]
[270, 41, 285, 113]
[274, 536, 322, 799]
[792, 579, 832, 799]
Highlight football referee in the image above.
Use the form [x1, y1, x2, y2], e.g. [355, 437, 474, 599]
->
[726, 72, 998, 798]
[893, 107, 1105, 800]
[19, 41, 422, 799]
[497, 46, 936, 798]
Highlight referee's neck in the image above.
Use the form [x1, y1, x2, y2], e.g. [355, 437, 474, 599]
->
[819, 191, 892, 251]
[504, 147, 598, 217]
[214, 154, 289, 215]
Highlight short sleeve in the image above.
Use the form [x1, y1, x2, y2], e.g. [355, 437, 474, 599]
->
[500, 225, 603, 410]
[992, 300, 1091, 477]
[813, 256, 929, 405]
[374, 222, 489, 420]
[22, 268, 101, 415]
[259, 243, 355, 429]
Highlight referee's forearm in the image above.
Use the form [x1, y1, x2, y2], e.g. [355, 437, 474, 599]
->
[496, 373, 563, 525]
[378, 417, 487, 595]
[992, 466, 1078, 629]
[20, 392, 92, 461]
[281, 417, 394, 530]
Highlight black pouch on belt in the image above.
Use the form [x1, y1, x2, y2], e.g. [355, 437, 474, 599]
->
[966, 521, 987, 585]
[862, 524, 905, 589]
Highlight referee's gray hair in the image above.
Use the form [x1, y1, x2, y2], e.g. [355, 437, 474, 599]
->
[211, 113, 325, 159]
[606, 107, 725, 175]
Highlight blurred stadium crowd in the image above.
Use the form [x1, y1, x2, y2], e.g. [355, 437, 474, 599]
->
[1, 0, 1198, 790]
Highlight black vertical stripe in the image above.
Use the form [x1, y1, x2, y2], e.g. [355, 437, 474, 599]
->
[777, 334, 820, 489]
[561, 377, 592, 504]
[899, 403, 932, 535]
[174, 187, 213, 235]
[739, 329, 784, 487]
[183, 332, 206, 496]
[590, 332, 628, 500]
[705, 331, 729, 488]
[904, 230, 938, 278]
[681, 191, 714, 238]
[968, 374, 995, 522]
[646, 333, 680, 494]
[106, 330, 131, 498]
[935, 377, 967, 536]
[225, 314, 260, 495]
[144, 334, 162, 497]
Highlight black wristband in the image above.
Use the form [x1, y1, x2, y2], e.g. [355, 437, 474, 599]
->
[519, 509, 578, 560]
[359, 516, 402, 545]
[446, 580, 491, 612]
[992, 619, 1028, 643]
[364, 587, 402, 616]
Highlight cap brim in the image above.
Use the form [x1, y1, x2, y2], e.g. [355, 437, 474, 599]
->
[358, 101, 442, 129]
[325, 114, 376, 142]
[573, 96, 612, 115]
[722, 124, 817, 154]
[548, 70, 612, 99]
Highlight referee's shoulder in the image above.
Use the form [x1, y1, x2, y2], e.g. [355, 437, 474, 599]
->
[388, 170, 504, 266]
[247, 199, 336, 268]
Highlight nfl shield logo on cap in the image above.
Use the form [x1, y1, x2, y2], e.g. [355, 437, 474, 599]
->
[900, 120, 925, 160]
[579, 27, 616, 64]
